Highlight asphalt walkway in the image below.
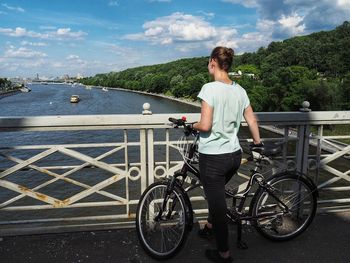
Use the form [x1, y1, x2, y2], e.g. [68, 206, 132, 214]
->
[0, 212, 349, 263]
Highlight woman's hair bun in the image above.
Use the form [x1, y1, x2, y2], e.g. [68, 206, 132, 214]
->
[210, 46, 235, 72]
[226, 47, 234, 57]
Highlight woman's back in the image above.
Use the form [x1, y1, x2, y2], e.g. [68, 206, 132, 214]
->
[197, 81, 249, 154]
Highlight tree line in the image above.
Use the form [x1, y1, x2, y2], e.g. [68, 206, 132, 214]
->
[0, 78, 14, 93]
[80, 22, 350, 111]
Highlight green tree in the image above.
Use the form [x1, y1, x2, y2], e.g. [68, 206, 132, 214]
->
[186, 73, 207, 99]
[235, 64, 260, 76]
[141, 74, 154, 91]
[248, 85, 271, 111]
[170, 75, 184, 90]
[149, 74, 170, 93]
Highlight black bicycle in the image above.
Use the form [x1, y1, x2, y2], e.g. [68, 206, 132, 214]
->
[136, 117, 318, 260]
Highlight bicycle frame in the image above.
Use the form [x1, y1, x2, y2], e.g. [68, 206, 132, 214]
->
[171, 134, 290, 218]
[165, 130, 292, 216]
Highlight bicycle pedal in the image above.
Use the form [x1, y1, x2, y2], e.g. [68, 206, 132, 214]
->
[244, 225, 254, 233]
[237, 241, 248, 250]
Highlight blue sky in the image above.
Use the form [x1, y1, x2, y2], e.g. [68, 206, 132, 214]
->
[0, 0, 349, 79]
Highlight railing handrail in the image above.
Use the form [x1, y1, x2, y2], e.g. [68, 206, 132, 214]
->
[0, 111, 349, 131]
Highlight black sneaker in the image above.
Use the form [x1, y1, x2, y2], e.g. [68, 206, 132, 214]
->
[198, 224, 213, 239]
[205, 249, 233, 263]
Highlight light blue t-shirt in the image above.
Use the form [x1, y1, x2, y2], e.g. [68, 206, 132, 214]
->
[197, 81, 250, 154]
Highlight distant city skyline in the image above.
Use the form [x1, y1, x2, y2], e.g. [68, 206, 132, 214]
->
[1, 0, 349, 78]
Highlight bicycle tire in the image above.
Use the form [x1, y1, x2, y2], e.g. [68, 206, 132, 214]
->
[136, 181, 190, 260]
[250, 172, 317, 241]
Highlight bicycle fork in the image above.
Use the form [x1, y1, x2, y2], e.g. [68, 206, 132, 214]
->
[156, 175, 185, 221]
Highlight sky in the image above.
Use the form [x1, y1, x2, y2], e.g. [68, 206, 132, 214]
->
[0, 0, 349, 79]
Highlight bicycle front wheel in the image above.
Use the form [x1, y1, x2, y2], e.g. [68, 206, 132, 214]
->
[250, 172, 317, 241]
[136, 182, 190, 260]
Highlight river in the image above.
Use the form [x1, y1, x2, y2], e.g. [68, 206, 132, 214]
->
[0, 83, 200, 147]
[0, 83, 199, 116]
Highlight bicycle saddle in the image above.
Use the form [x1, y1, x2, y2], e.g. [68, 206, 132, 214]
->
[250, 142, 283, 156]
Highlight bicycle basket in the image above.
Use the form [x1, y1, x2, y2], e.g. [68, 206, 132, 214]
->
[176, 135, 198, 163]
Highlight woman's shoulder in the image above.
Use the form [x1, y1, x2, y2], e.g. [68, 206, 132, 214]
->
[233, 82, 247, 93]
[202, 81, 217, 88]
[200, 82, 217, 93]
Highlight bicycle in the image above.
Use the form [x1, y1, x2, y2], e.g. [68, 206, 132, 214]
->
[136, 117, 318, 260]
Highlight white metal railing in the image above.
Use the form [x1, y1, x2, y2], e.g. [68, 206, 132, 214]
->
[0, 106, 349, 235]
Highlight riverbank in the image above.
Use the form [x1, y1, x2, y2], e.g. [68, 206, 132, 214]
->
[91, 86, 201, 108]
[0, 89, 21, 99]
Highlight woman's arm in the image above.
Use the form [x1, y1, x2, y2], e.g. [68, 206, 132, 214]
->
[192, 100, 213, 132]
[243, 105, 261, 144]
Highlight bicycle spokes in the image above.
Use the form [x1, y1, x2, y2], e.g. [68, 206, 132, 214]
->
[252, 177, 317, 240]
[136, 183, 189, 259]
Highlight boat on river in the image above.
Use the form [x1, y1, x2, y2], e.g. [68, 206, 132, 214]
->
[102, 87, 108, 92]
[20, 86, 31, 92]
[70, 95, 80, 103]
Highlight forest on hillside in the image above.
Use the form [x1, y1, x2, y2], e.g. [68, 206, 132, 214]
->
[80, 22, 350, 111]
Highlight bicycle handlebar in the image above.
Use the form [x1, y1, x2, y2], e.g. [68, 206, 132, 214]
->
[168, 117, 197, 137]
[168, 117, 186, 127]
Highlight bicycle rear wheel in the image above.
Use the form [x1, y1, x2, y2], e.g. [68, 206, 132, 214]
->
[136, 182, 190, 260]
[250, 172, 317, 241]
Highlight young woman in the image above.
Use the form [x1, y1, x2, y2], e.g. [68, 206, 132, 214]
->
[192, 46, 261, 262]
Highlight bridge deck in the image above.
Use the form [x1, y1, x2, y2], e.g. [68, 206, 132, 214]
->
[1, 211, 349, 263]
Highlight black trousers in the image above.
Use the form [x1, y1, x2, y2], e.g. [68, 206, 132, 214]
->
[199, 150, 242, 252]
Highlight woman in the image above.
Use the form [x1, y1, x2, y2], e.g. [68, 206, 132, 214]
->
[192, 46, 261, 262]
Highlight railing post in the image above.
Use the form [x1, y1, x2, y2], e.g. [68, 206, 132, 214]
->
[140, 128, 147, 192]
[142, 103, 154, 187]
[147, 128, 154, 185]
[296, 101, 311, 175]
[315, 125, 323, 184]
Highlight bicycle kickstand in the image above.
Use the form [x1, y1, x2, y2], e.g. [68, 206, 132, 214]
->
[236, 221, 248, 249]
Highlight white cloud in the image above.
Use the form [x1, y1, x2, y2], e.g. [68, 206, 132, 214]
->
[66, 55, 80, 60]
[337, 0, 350, 9]
[0, 42, 134, 77]
[108, 1, 119, 6]
[123, 12, 238, 52]
[224, 0, 350, 33]
[55, 28, 87, 39]
[0, 27, 87, 40]
[21, 41, 48, 47]
[1, 3, 25, 12]
[255, 13, 306, 39]
[0, 27, 45, 38]
[197, 11, 215, 19]
[256, 19, 275, 32]
[278, 13, 305, 35]
[145, 26, 164, 37]
[234, 32, 271, 53]
[4, 46, 47, 59]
